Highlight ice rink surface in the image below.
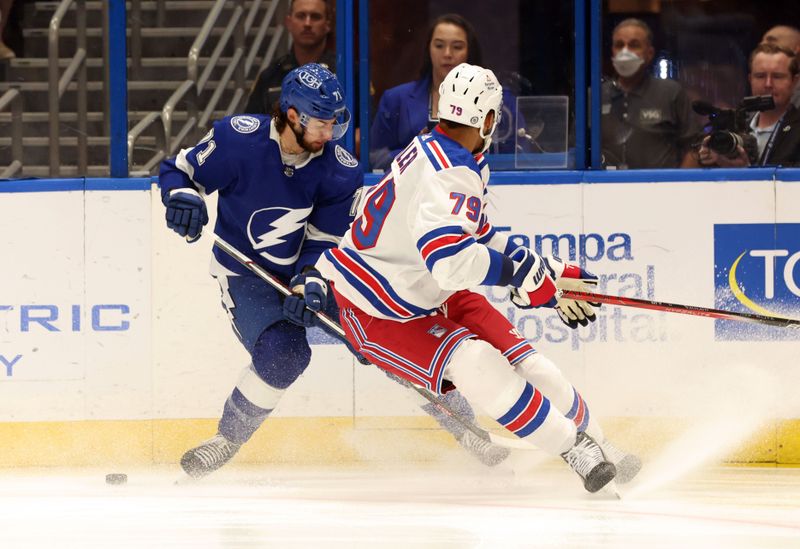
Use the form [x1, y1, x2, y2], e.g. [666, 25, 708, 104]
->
[1, 458, 798, 549]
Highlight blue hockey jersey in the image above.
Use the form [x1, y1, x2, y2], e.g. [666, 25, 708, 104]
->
[159, 115, 364, 281]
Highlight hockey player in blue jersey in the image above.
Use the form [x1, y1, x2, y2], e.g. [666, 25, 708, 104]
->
[159, 63, 508, 478]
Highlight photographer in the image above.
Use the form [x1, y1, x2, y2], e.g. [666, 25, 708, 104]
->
[698, 43, 800, 167]
[761, 25, 800, 108]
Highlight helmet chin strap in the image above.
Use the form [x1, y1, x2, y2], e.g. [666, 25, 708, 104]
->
[478, 110, 498, 153]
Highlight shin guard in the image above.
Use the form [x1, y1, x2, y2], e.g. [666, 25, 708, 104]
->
[218, 363, 285, 444]
[444, 339, 576, 455]
[515, 353, 602, 439]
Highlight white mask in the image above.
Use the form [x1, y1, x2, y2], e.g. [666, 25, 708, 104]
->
[612, 48, 645, 77]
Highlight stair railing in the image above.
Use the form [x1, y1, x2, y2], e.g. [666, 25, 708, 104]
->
[128, 0, 286, 174]
[129, 0, 167, 79]
[0, 87, 23, 178]
[48, 0, 88, 176]
[127, 111, 167, 177]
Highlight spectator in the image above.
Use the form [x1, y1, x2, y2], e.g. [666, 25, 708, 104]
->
[761, 25, 800, 54]
[698, 43, 800, 168]
[0, 0, 17, 60]
[369, 13, 523, 170]
[601, 18, 700, 169]
[244, 0, 335, 114]
[761, 25, 800, 107]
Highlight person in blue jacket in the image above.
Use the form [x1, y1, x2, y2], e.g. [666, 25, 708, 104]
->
[370, 13, 524, 170]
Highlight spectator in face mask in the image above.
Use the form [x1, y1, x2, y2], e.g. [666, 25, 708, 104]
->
[601, 18, 701, 169]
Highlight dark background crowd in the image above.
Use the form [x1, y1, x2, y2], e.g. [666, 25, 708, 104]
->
[3, 0, 800, 172]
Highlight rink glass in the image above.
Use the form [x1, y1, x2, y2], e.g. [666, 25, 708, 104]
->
[599, 0, 800, 170]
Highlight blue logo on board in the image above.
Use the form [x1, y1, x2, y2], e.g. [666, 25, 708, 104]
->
[713, 223, 800, 340]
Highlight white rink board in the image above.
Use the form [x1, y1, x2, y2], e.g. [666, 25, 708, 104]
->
[1, 189, 153, 420]
[482, 180, 800, 420]
[1, 179, 798, 423]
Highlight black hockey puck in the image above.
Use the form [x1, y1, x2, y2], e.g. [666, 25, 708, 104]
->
[105, 473, 128, 485]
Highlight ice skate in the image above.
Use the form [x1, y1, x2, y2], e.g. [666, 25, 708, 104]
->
[599, 438, 642, 484]
[180, 433, 242, 479]
[457, 429, 510, 467]
[561, 431, 616, 493]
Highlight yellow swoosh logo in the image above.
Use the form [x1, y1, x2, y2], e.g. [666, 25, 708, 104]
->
[729, 251, 783, 317]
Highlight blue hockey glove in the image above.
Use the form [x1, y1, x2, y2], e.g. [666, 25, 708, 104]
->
[283, 295, 315, 327]
[282, 270, 328, 327]
[544, 256, 601, 329]
[164, 188, 208, 242]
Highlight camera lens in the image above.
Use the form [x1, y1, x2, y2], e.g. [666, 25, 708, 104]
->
[708, 131, 742, 156]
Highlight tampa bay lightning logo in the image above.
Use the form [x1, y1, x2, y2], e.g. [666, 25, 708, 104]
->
[298, 69, 322, 89]
[335, 145, 358, 168]
[247, 206, 313, 265]
[230, 115, 260, 134]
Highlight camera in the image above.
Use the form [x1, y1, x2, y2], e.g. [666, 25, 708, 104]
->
[692, 95, 775, 161]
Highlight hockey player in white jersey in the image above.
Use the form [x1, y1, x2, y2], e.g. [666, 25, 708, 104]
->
[317, 63, 640, 492]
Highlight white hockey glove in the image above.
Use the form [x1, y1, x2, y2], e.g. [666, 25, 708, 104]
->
[508, 248, 558, 308]
[544, 256, 601, 329]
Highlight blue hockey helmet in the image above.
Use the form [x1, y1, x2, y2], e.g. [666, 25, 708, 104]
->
[280, 63, 350, 140]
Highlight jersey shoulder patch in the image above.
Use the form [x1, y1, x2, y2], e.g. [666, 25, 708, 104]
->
[230, 115, 261, 134]
[335, 144, 359, 168]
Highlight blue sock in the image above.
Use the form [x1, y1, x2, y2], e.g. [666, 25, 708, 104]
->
[421, 389, 476, 439]
[218, 388, 272, 445]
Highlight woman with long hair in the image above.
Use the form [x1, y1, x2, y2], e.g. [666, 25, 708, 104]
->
[370, 14, 520, 169]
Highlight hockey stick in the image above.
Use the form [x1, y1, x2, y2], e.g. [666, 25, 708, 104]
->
[561, 290, 800, 328]
[212, 236, 535, 451]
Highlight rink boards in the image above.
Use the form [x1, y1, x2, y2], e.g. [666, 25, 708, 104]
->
[1, 174, 799, 467]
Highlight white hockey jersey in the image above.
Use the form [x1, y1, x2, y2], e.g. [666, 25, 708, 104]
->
[317, 126, 518, 321]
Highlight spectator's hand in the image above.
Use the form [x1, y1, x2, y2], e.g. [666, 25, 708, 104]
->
[698, 136, 749, 168]
[716, 145, 749, 167]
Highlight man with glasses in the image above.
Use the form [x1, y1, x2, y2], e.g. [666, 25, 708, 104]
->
[698, 43, 800, 167]
[245, 0, 336, 115]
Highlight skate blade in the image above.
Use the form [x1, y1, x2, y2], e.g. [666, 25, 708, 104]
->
[174, 473, 201, 486]
[603, 481, 622, 500]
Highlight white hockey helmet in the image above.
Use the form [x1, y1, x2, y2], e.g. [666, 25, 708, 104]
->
[437, 63, 503, 152]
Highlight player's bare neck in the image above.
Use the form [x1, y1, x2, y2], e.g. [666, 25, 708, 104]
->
[439, 123, 481, 153]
